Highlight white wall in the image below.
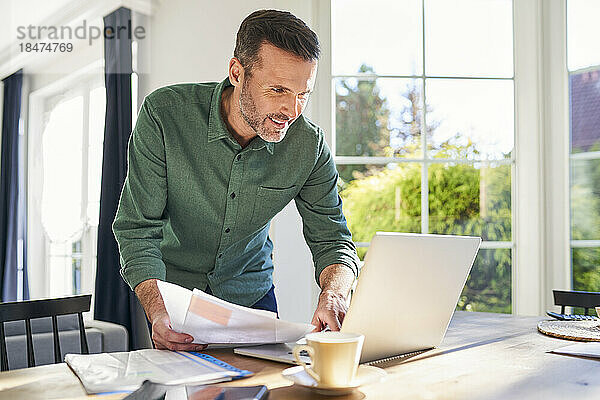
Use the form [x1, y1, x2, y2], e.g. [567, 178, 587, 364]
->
[2, 0, 326, 322]
[137, 0, 326, 323]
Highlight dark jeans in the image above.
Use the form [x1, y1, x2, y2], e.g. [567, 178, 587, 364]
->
[147, 285, 279, 341]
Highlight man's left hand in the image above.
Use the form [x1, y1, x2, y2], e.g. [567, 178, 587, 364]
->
[311, 289, 348, 331]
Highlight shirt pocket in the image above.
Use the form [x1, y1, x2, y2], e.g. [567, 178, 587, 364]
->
[251, 185, 299, 226]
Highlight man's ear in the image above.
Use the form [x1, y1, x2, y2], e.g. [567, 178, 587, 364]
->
[228, 58, 244, 88]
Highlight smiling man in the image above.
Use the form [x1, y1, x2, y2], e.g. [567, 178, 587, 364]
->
[112, 9, 359, 351]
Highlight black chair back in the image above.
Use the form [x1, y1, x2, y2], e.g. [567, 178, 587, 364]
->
[0, 294, 91, 371]
[553, 289, 600, 315]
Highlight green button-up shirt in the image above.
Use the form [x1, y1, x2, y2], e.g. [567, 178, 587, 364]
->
[113, 77, 358, 307]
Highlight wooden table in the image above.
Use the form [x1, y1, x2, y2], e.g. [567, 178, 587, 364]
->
[1, 311, 600, 399]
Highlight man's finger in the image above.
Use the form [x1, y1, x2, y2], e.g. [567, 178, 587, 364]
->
[163, 342, 207, 351]
[153, 338, 169, 349]
[153, 330, 207, 351]
[153, 321, 194, 344]
[158, 341, 206, 352]
[164, 329, 195, 344]
[320, 311, 342, 331]
[310, 314, 321, 330]
[312, 315, 327, 332]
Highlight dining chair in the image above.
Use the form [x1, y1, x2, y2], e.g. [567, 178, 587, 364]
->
[0, 294, 91, 371]
[553, 289, 600, 315]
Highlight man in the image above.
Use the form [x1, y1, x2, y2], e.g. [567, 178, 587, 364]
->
[113, 9, 359, 352]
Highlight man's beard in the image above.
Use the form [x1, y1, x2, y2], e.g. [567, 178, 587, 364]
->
[239, 79, 290, 143]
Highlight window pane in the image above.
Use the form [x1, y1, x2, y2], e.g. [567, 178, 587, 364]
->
[571, 158, 600, 240]
[429, 163, 511, 241]
[426, 79, 514, 160]
[338, 163, 422, 245]
[87, 86, 106, 226]
[458, 248, 511, 313]
[425, 0, 513, 77]
[48, 241, 73, 297]
[335, 78, 423, 157]
[332, 0, 422, 75]
[572, 247, 600, 292]
[41, 95, 84, 242]
[567, 0, 600, 71]
[569, 69, 600, 154]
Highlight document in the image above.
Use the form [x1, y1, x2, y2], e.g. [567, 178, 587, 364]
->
[157, 280, 314, 345]
[553, 342, 600, 358]
[65, 350, 252, 394]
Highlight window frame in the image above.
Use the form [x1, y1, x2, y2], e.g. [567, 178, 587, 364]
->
[27, 60, 105, 300]
[565, 6, 600, 294]
[309, 0, 568, 315]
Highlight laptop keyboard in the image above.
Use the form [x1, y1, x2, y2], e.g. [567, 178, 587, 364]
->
[288, 350, 309, 357]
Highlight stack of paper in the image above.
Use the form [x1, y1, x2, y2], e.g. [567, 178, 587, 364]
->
[553, 342, 600, 358]
[158, 281, 314, 345]
[65, 350, 251, 394]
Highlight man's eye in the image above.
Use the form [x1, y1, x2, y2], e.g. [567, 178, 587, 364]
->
[272, 88, 284, 93]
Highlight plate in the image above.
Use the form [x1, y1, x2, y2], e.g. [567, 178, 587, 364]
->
[281, 365, 387, 396]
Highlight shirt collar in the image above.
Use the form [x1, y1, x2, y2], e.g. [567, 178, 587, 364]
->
[207, 77, 274, 155]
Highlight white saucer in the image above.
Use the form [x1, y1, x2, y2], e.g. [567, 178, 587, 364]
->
[281, 365, 387, 396]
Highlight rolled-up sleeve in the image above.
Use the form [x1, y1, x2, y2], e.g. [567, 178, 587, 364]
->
[112, 97, 168, 291]
[294, 131, 359, 286]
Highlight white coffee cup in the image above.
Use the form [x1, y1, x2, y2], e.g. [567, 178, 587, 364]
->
[293, 331, 364, 387]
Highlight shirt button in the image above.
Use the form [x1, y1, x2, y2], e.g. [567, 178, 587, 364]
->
[218, 253, 223, 258]
[225, 228, 230, 233]
[230, 192, 236, 199]
[236, 154, 242, 161]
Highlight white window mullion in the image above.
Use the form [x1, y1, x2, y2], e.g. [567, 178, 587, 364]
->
[513, 0, 569, 315]
[513, 0, 544, 315]
[541, 0, 570, 309]
[313, 0, 334, 145]
[421, 161, 429, 234]
[421, 0, 429, 234]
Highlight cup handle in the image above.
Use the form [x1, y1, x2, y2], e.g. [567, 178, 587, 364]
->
[292, 344, 320, 383]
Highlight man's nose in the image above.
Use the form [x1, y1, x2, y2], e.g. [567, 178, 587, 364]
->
[281, 95, 300, 120]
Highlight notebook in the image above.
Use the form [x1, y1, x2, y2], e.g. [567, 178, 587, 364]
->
[65, 349, 252, 394]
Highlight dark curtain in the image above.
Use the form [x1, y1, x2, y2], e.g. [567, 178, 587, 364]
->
[94, 7, 147, 350]
[0, 69, 28, 302]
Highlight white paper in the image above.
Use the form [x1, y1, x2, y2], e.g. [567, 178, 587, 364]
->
[157, 281, 314, 345]
[65, 350, 237, 394]
[158, 280, 193, 332]
[553, 342, 600, 358]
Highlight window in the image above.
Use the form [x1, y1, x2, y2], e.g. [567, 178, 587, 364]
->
[568, 0, 600, 294]
[332, 0, 514, 312]
[28, 68, 105, 299]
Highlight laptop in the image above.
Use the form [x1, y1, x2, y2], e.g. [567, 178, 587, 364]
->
[234, 232, 481, 364]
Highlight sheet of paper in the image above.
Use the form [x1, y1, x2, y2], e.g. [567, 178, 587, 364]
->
[157, 280, 314, 345]
[65, 350, 239, 394]
[553, 342, 600, 358]
[158, 280, 193, 332]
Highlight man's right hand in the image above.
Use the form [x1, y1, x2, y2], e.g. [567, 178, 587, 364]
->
[135, 279, 207, 351]
[151, 312, 207, 351]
